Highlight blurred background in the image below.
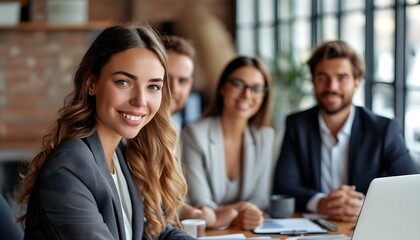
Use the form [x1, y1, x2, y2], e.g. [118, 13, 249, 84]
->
[1, 0, 419, 205]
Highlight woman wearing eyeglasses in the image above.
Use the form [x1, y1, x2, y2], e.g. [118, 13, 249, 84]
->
[181, 56, 274, 230]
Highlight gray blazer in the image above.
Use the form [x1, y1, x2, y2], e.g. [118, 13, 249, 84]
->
[182, 117, 274, 211]
[24, 132, 193, 240]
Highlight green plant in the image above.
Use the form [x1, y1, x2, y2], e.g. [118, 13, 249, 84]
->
[266, 49, 312, 127]
[271, 50, 311, 107]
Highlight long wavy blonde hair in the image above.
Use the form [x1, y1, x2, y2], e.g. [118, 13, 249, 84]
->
[16, 24, 187, 238]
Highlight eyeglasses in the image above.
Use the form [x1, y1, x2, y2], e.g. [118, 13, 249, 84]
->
[227, 79, 267, 98]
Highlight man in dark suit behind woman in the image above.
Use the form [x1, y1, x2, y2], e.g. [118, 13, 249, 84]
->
[272, 40, 419, 222]
[1, 193, 23, 240]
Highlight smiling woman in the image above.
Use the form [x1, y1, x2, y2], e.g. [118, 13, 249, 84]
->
[87, 48, 165, 142]
[181, 56, 274, 231]
[15, 24, 194, 240]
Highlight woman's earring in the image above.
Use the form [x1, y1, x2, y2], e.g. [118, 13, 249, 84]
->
[88, 91, 93, 96]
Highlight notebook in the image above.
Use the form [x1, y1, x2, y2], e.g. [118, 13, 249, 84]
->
[253, 218, 327, 234]
[351, 174, 420, 240]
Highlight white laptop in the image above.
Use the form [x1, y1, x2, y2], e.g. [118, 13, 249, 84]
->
[351, 174, 420, 240]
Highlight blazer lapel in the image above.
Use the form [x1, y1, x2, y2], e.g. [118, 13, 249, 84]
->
[208, 118, 227, 203]
[115, 143, 144, 239]
[240, 127, 256, 199]
[310, 108, 322, 191]
[85, 132, 125, 239]
[348, 107, 363, 184]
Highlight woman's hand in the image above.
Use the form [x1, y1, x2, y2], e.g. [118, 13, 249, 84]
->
[209, 206, 238, 229]
[230, 201, 264, 230]
[180, 204, 217, 227]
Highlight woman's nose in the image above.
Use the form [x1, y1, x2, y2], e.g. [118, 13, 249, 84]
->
[129, 89, 147, 107]
[241, 86, 253, 98]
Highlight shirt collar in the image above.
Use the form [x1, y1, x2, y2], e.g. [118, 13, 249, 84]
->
[318, 105, 355, 136]
[341, 105, 355, 136]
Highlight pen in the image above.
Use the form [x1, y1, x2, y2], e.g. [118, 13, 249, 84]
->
[279, 229, 308, 235]
[314, 219, 338, 232]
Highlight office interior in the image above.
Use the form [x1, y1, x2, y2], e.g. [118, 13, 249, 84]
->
[0, 0, 419, 213]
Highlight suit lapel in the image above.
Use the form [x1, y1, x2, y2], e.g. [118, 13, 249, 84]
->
[348, 107, 362, 184]
[208, 118, 227, 203]
[85, 132, 125, 240]
[240, 127, 256, 199]
[115, 143, 144, 239]
[310, 108, 322, 191]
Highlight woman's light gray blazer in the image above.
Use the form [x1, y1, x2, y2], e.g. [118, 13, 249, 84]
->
[181, 117, 274, 211]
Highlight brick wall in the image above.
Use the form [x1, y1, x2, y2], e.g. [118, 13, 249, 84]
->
[0, 29, 99, 145]
[0, 0, 234, 149]
[0, 0, 127, 147]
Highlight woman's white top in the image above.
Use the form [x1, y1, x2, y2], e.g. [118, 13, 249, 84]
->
[221, 177, 241, 205]
[111, 152, 133, 240]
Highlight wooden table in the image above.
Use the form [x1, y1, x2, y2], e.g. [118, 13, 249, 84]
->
[204, 213, 355, 239]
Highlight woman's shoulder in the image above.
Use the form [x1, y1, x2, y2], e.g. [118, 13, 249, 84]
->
[43, 138, 94, 171]
[181, 117, 221, 147]
[183, 116, 218, 132]
[249, 125, 274, 139]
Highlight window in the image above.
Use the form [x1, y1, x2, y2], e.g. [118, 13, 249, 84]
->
[405, 2, 420, 166]
[235, 0, 420, 164]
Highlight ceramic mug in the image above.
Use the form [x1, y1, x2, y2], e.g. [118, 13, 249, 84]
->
[270, 194, 295, 218]
[181, 219, 206, 238]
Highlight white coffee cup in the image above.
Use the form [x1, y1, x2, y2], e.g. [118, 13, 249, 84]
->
[181, 219, 206, 238]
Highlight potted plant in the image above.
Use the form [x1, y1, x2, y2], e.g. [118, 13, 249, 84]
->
[264, 49, 312, 160]
[268, 49, 312, 129]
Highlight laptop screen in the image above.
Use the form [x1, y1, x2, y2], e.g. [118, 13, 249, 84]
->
[351, 174, 420, 240]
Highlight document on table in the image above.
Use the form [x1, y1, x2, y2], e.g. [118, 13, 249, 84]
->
[285, 235, 350, 240]
[198, 233, 246, 239]
[253, 218, 328, 234]
[199, 233, 279, 239]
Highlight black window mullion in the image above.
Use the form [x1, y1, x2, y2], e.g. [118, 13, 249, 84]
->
[364, 0, 374, 110]
[255, 0, 260, 56]
[311, 0, 318, 48]
[274, 0, 280, 53]
[394, 0, 407, 130]
[337, 0, 342, 39]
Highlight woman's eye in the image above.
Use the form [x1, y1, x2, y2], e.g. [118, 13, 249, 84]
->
[115, 80, 130, 86]
[251, 85, 265, 93]
[232, 80, 245, 88]
[148, 84, 161, 91]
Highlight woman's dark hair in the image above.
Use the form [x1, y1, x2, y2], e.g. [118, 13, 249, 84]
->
[204, 56, 272, 127]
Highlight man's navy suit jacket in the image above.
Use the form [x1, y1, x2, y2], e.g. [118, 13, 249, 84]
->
[272, 106, 419, 212]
